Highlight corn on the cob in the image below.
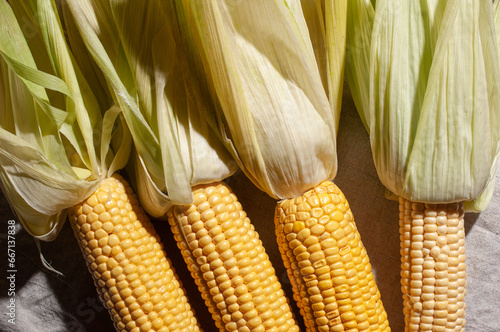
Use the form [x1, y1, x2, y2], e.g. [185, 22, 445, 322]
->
[68, 174, 202, 332]
[156, 2, 391, 330]
[345, 1, 500, 330]
[2, 1, 205, 330]
[399, 198, 466, 332]
[275, 181, 390, 332]
[167, 181, 299, 332]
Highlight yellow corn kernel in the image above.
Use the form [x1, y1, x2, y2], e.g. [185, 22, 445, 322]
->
[168, 182, 299, 332]
[275, 181, 390, 332]
[399, 198, 466, 332]
[68, 174, 201, 332]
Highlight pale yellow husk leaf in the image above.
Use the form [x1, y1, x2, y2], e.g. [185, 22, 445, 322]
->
[64, 0, 237, 217]
[346, 0, 500, 210]
[0, 0, 127, 240]
[171, 0, 347, 200]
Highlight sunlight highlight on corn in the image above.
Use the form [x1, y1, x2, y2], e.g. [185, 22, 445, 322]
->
[399, 199, 466, 332]
[68, 174, 201, 332]
[275, 181, 390, 332]
[167, 181, 299, 332]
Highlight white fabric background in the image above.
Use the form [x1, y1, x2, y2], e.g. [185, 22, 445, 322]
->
[0, 86, 499, 331]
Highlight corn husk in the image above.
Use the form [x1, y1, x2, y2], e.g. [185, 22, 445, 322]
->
[170, 0, 347, 200]
[0, 0, 129, 240]
[63, 0, 237, 217]
[346, 0, 500, 211]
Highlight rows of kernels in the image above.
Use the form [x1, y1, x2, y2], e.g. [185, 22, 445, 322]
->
[275, 181, 390, 332]
[168, 182, 299, 332]
[69, 174, 201, 332]
[172, 222, 223, 329]
[399, 198, 466, 332]
[399, 200, 412, 330]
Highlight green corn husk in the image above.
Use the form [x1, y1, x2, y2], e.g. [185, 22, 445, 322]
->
[0, 0, 129, 240]
[346, 1, 500, 330]
[63, 0, 237, 216]
[63, 2, 305, 331]
[0, 2, 206, 331]
[346, 0, 500, 211]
